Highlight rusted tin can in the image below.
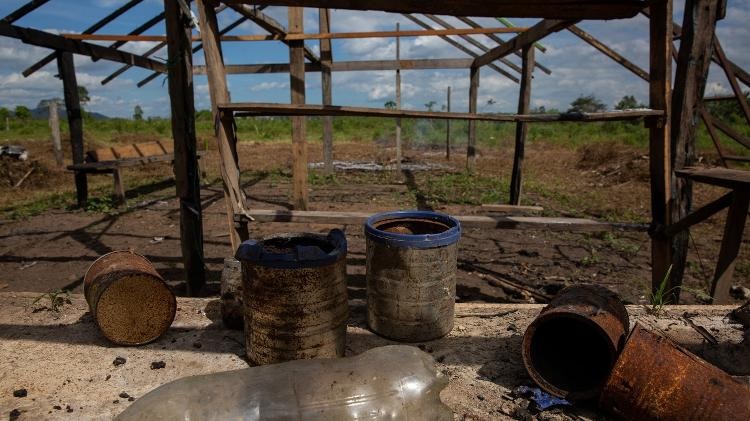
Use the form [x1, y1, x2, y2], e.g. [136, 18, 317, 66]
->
[521, 284, 629, 400]
[84, 250, 176, 346]
[235, 230, 348, 365]
[365, 211, 461, 342]
[600, 322, 750, 420]
[220, 257, 243, 330]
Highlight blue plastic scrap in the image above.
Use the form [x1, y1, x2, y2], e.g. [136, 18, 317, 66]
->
[515, 386, 571, 411]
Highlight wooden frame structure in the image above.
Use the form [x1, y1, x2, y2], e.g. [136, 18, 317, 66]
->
[2, 0, 746, 302]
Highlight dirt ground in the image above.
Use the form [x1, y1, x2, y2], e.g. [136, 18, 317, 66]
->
[0, 137, 748, 306]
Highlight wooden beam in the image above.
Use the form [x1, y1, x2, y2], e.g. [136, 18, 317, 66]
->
[196, 0, 249, 251]
[21, 0, 144, 77]
[2, 0, 50, 23]
[467, 65, 479, 173]
[164, 0, 206, 296]
[62, 26, 529, 42]
[711, 191, 750, 303]
[648, 0, 673, 303]
[509, 45, 534, 205]
[446, 86, 451, 160]
[662, 191, 732, 237]
[0, 22, 167, 75]
[319, 8, 334, 175]
[423, 14, 522, 74]
[135, 14, 248, 87]
[289, 7, 308, 210]
[668, 0, 721, 302]
[244, 209, 647, 232]
[56, 52, 87, 208]
[229, 4, 319, 63]
[455, 16, 552, 75]
[567, 24, 649, 81]
[474, 19, 575, 68]
[221, 0, 648, 20]
[706, 113, 750, 149]
[222, 102, 664, 122]
[195, 58, 484, 74]
[481, 203, 543, 213]
[700, 108, 728, 167]
[102, 41, 166, 85]
[93, 12, 165, 62]
[403, 14, 519, 83]
[713, 38, 750, 125]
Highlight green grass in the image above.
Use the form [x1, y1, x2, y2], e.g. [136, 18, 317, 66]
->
[3, 113, 748, 157]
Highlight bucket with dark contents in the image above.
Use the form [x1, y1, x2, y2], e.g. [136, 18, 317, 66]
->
[235, 229, 348, 365]
[521, 284, 629, 400]
[365, 210, 461, 342]
[84, 250, 176, 346]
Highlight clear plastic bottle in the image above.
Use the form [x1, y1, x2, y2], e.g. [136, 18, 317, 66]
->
[116, 345, 452, 420]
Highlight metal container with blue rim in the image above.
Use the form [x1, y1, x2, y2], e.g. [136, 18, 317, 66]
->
[235, 229, 348, 365]
[365, 210, 461, 342]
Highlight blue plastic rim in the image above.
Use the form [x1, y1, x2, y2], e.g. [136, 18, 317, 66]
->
[365, 210, 461, 249]
[235, 229, 347, 269]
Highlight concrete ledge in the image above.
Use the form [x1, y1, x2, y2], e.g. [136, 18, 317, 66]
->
[0, 292, 746, 420]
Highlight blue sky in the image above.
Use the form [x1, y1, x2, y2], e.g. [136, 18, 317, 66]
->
[1, 0, 748, 118]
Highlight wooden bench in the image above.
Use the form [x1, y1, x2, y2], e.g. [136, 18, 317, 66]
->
[668, 167, 750, 303]
[67, 141, 202, 205]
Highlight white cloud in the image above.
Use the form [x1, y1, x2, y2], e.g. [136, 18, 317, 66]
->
[250, 81, 289, 91]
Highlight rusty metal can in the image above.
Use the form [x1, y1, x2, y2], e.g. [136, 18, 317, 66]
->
[235, 230, 348, 365]
[84, 250, 176, 346]
[600, 322, 750, 420]
[220, 257, 243, 330]
[365, 211, 461, 342]
[521, 284, 629, 400]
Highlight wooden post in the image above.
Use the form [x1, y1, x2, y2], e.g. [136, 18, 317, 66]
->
[196, 0, 249, 251]
[164, 0, 206, 296]
[48, 101, 63, 167]
[467, 65, 479, 172]
[319, 8, 334, 175]
[289, 7, 308, 210]
[56, 51, 87, 207]
[648, 0, 674, 302]
[446, 86, 451, 160]
[395, 22, 402, 173]
[509, 45, 534, 205]
[668, 0, 720, 301]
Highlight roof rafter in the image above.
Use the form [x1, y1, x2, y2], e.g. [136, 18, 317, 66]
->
[403, 13, 519, 83]
[454, 16, 551, 75]
[228, 4, 320, 63]
[136, 13, 249, 87]
[0, 21, 166, 73]
[220, 0, 647, 20]
[22, 0, 144, 77]
[473, 19, 576, 68]
[2, 0, 50, 24]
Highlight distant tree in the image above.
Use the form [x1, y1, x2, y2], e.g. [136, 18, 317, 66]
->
[486, 98, 497, 106]
[0, 107, 8, 121]
[531, 105, 546, 114]
[424, 100, 437, 112]
[568, 94, 606, 113]
[133, 105, 144, 121]
[614, 95, 645, 110]
[384, 100, 396, 110]
[77, 86, 90, 105]
[37, 98, 64, 110]
[14, 105, 31, 120]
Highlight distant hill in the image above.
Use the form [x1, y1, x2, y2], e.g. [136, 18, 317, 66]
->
[29, 105, 109, 121]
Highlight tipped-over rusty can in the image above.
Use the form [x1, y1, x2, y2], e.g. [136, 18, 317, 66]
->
[236, 230, 348, 365]
[600, 322, 750, 421]
[84, 250, 176, 346]
[521, 284, 629, 400]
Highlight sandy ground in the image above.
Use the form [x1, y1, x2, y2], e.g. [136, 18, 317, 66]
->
[0, 292, 746, 420]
